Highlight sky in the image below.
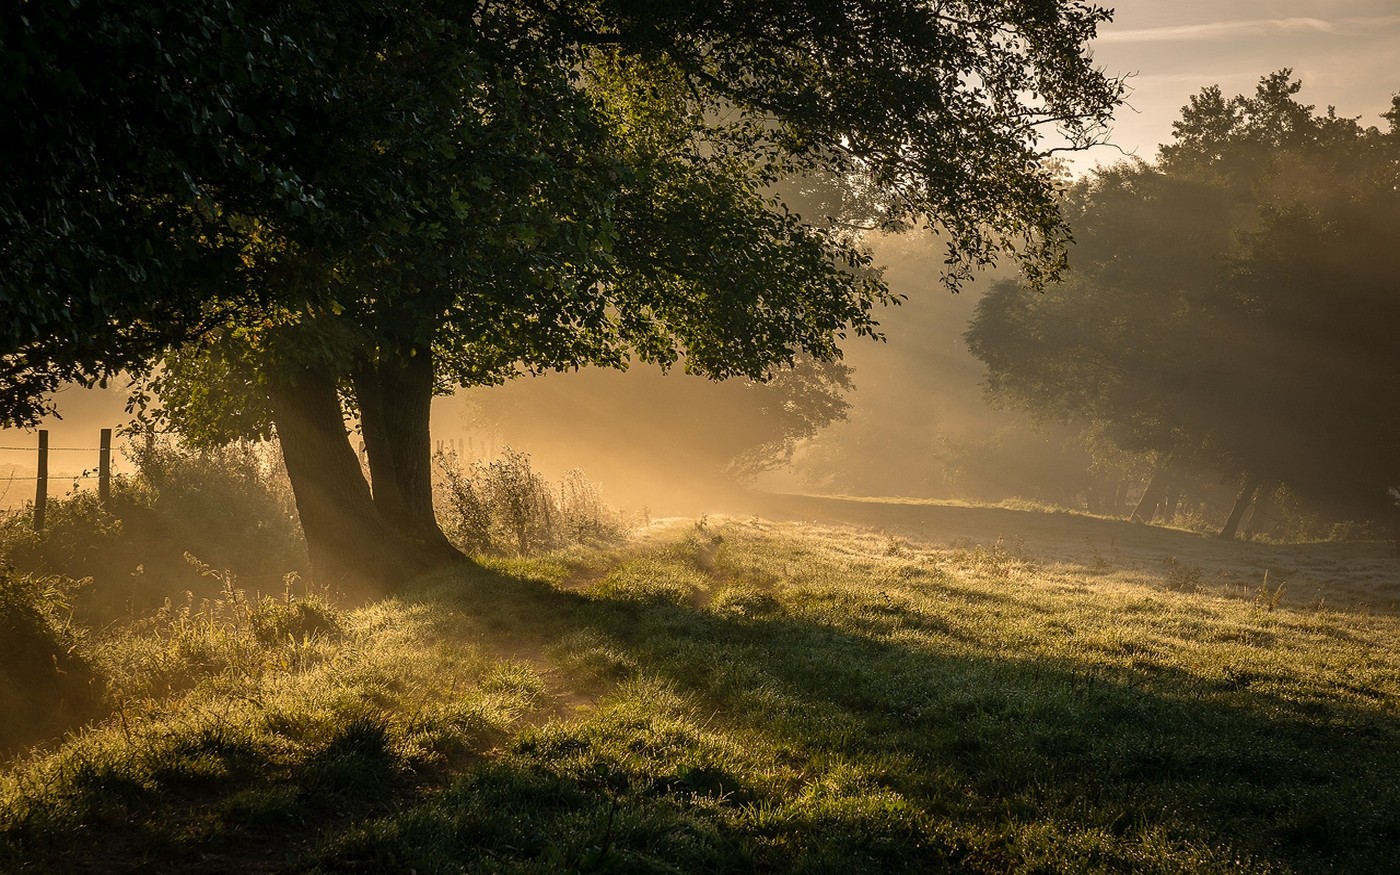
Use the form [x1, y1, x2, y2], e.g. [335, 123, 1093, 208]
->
[3, 2, 1399, 500]
[1071, 0, 1400, 171]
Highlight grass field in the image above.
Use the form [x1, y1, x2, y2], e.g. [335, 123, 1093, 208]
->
[2, 502, 1398, 873]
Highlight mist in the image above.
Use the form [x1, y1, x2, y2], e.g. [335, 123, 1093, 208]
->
[429, 230, 1086, 517]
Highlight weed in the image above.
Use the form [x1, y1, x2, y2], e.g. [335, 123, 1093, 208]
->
[884, 535, 913, 557]
[1084, 537, 1111, 572]
[434, 449, 625, 556]
[948, 537, 1038, 578]
[1252, 571, 1286, 612]
[1164, 556, 1205, 592]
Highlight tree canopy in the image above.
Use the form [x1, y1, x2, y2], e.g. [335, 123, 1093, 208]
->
[1, 0, 324, 422]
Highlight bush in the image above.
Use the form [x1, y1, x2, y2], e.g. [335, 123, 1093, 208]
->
[120, 437, 306, 578]
[0, 569, 100, 757]
[0, 492, 129, 584]
[434, 449, 625, 556]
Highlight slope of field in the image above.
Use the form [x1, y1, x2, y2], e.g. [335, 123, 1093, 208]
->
[3, 510, 1398, 873]
[748, 492, 1400, 613]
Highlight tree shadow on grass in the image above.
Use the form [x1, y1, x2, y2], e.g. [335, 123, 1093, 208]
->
[370, 556, 1400, 874]
[5, 550, 1398, 873]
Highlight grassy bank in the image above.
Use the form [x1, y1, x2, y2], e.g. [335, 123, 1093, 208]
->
[3, 516, 1398, 872]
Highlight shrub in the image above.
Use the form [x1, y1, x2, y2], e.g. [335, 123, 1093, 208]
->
[0, 569, 100, 757]
[481, 450, 558, 555]
[120, 436, 306, 578]
[557, 468, 626, 546]
[0, 492, 129, 585]
[433, 456, 494, 554]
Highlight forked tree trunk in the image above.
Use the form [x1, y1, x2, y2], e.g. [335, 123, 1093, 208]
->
[1129, 467, 1170, 524]
[269, 364, 436, 593]
[353, 351, 462, 564]
[1218, 475, 1263, 540]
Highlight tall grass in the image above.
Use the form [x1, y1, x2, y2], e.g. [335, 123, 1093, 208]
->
[434, 448, 626, 556]
[0, 562, 551, 871]
[0, 437, 309, 757]
[0, 437, 631, 759]
[0, 570, 99, 756]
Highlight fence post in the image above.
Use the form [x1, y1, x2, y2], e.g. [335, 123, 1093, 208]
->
[99, 428, 112, 503]
[34, 429, 48, 532]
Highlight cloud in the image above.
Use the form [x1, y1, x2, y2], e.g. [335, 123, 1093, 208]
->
[1100, 16, 1400, 43]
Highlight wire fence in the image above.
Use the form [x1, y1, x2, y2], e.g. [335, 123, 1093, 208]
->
[0, 445, 104, 452]
[0, 444, 105, 483]
[1, 429, 115, 526]
[1, 473, 100, 482]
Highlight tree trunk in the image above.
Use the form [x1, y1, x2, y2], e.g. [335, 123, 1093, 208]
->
[269, 364, 435, 593]
[352, 364, 410, 527]
[1082, 484, 1098, 514]
[1129, 467, 1170, 524]
[1218, 475, 1263, 540]
[354, 350, 462, 563]
[1389, 508, 1400, 560]
[1085, 478, 1109, 514]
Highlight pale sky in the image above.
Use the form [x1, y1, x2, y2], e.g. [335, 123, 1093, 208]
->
[1071, 0, 1400, 171]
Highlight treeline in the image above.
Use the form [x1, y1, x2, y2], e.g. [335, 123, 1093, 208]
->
[785, 73, 1400, 541]
[965, 72, 1400, 539]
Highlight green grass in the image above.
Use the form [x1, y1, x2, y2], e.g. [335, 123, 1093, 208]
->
[3, 517, 1398, 872]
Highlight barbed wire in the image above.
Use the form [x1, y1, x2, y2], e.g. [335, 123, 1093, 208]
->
[0, 445, 104, 452]
[0, 472, 98, 482]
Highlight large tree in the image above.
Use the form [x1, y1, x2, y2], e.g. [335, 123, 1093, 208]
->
[9, 0, 1123, 587]
[968, 73, 1400, 537]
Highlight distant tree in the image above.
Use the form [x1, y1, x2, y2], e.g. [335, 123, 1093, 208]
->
[968, 73, 1400, 538]
[10, 1, 1123, 587]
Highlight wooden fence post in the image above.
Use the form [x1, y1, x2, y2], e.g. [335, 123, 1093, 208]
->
[34, 429, 48, 532]
[99, 428, 112, 503]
